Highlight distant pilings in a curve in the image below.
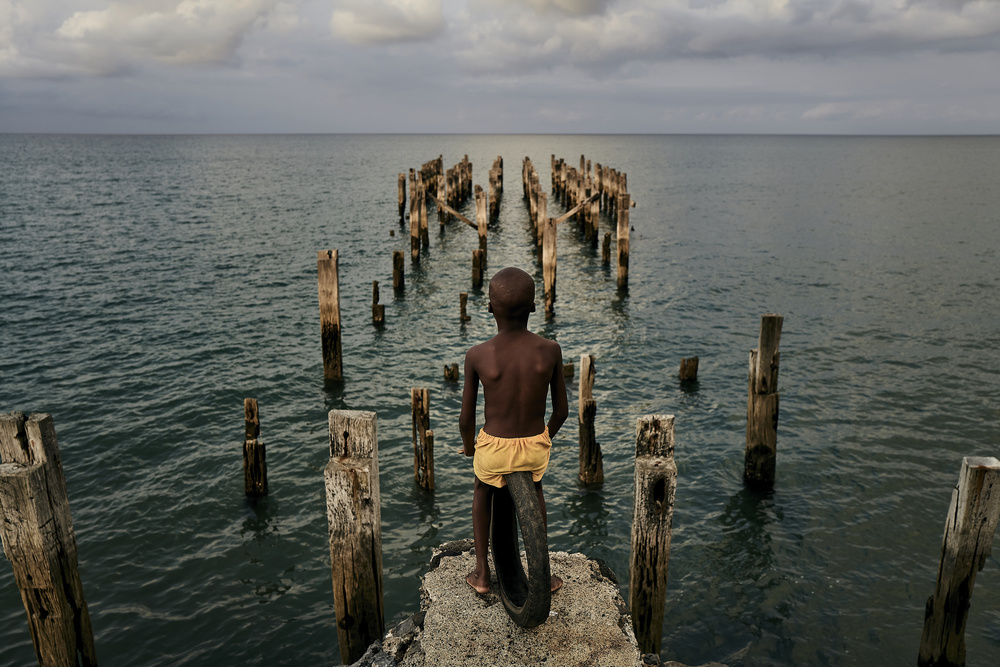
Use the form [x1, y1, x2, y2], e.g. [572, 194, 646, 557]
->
[0, 412, 98, 667]
[325, 410, 384, 665]
[919, 456, 1000, 667]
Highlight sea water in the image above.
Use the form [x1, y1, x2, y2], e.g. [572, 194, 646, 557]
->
[1, 134, 998, 665]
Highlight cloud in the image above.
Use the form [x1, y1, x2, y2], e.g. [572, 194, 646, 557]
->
[505, 0, 613, 16]
[331, 0, 445, 45]
[454, 0, 1000, 75]
[1, 0, 289, 77]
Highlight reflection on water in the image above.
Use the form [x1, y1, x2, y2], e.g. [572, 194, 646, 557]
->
[565, 487, 610, 552]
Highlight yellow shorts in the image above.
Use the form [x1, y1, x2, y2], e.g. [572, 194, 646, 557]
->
[473, 426, 552, 488]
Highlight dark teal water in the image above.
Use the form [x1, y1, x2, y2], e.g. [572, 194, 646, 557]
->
[1, 134, 998, 666]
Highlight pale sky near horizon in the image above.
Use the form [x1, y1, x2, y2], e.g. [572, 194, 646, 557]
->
[2, 0, 999, 134]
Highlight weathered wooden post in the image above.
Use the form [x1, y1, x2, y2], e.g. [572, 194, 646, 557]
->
[410, 176, 420, 262]
[317, 249, 343, 381]
[398, 173, 406, 223]
[679, 357, 699, 383]
[325, 410, 384, 664]
[460, 292, 472, 322]
[543, 212, 556, 318]
[578, 355, 603, 485]
[418, 180, 429, 248]
[411, 388, 433, 490]
[745, 314, 782, 486]
[475, 185, 488, 262]
[0, 412, 98, 667]
[536, 188, 547, 248]
[243, 398, 268, 496]
[629, 414, 677, 656]
[919, 456, 1000, 667]
[437, 169, 447, 225]
[444, 364, 459, 381]
[372, 281, 384, 325]
[602, 232, 611, 265]
[392, 250, 405, 292]
[617, 193, 630, 289]
[472, 249, 484, 288]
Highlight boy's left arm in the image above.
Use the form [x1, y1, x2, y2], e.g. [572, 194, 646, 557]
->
[546, 344, 569, 438]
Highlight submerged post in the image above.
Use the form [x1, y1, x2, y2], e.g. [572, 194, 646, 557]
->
[629, 414, 677, 656]
[745, 314, 782, 486]
[578, 355, 603, 485]
[602, 232, 611, 266]
[243, 398, 268, 496]
[411, 388, 433, 490]
[317, 249, 343, 381]
[325, 410, 384, 664]
[0, 412, 98, 667]
[679, 357, 699, 383]
[472, 249, 484, 289]
[392, 251, 404, 291]
[460, 292, 472, 322]
[919, 456, 1000, 667]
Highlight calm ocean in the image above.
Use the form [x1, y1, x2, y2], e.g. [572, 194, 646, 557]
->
[1, 134, 998, 666]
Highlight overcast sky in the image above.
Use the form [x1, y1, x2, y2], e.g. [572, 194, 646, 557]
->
[2, 0, 999, 134]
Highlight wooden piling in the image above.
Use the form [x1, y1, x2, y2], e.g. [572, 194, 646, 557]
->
[536, 188, 547, 249]
[324, 410, 384, 664]
[543, 211, 556, 317]
[578, 355, 603, 485]
[317, 249, 343, 381]
[411, 388, 433, 490]
[398, 173, 406, 223]
[475, 185, 488, 262]
[602, 232, 611, 265]
[444, 364, 459, 382]
[372, 281, 384, 325]
[472, 249, 484, 289]
[460, 292, 472, 322]
[745, 314, 782, 486]
[0, 412, 98, 667]
[617, 193, 630, 289]
[243, 398, 268, 496]
[418, 180, 429, 248]
[409, 171, 420, 261]
[919, 456, 1000, 667]
[629, 414, 677, 656]
[679, 357, 699, 383]
[392, 251, 404, 292]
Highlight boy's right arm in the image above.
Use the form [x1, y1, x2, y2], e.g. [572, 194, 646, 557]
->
[458, 348, 479, 456]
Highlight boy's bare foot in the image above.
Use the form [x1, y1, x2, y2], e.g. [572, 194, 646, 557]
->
[466, 570, 490, 594]
[551, 575, 563, 593]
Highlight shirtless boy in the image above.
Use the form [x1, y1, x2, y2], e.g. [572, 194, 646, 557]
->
[459, 267, 568, 594]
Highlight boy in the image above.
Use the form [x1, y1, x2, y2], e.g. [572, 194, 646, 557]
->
[459, 267, 568, 594]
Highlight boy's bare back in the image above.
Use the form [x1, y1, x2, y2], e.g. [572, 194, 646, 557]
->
[459, 267, 568, 453]
[466, 330, 563, 438]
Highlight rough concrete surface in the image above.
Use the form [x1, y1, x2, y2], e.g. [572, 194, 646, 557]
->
[418, 543, 640, 667]
[345, 541, 726, 667]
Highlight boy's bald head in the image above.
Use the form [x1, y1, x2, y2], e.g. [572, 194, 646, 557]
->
[488, 267, 536, 320]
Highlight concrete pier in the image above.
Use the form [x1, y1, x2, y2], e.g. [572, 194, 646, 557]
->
[343, 540, 726, 667]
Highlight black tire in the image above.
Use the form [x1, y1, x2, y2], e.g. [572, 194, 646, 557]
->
[490, 471, 551, 628]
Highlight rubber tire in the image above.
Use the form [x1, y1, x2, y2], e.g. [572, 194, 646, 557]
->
[490, 471, 551, 628]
